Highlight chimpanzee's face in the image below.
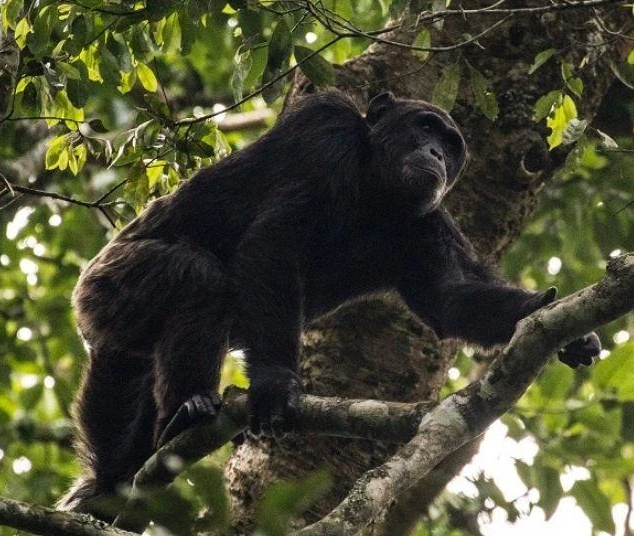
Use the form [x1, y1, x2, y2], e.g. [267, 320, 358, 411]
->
[367, 93, 467, 213]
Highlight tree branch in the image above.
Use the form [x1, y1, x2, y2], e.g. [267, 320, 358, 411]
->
[112, 392, 433, 531]
[296, 253, 634, 536]
[0, 496, 136, 536]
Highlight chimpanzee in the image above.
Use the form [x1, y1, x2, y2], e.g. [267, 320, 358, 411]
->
[59, 91, 600, 518]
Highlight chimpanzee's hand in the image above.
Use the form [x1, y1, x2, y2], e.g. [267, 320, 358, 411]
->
[248, 364, 302, 438]
[558, 332, 601, 368]
[522, 286, 558, 316]
[521, 287, 601, 368]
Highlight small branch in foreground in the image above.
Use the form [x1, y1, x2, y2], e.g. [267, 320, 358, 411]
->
[0, 496, 135, 536]
[296, 253, 634, 536]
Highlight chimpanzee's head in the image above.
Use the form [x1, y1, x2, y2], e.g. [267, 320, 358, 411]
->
[366, 92, 467, 214]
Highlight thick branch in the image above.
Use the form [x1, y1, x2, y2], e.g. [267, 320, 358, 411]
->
[112, 392, 433, 532]
[0, 496, 135, 536]
[296, 253, 634, 536]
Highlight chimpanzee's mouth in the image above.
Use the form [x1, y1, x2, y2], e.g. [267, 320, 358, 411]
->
[404, 164, 445, 184]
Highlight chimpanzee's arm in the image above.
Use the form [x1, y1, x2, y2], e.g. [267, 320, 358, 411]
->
[230, 188, 311, 437]
[398, 210, 600, 365]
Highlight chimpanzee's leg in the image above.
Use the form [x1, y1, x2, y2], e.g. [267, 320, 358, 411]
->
[58, 347, 156, 521]
[63, 237, 231, 517]
[153, 302, 230, 447]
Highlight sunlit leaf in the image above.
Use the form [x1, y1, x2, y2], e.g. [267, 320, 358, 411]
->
[44, 135, 67, 170]
[137, 63, 158, 92]
[14, 17, 31, 48]
[2, 0, 24, 32]
[546, 94, 577, 149]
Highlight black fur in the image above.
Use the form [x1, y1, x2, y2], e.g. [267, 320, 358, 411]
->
[58, 91, 600, 517]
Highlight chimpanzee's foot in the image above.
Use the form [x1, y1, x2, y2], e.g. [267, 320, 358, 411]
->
[156, 393, 222, 449]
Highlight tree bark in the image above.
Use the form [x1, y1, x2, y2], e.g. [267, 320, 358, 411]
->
[226, 2, 624, 533]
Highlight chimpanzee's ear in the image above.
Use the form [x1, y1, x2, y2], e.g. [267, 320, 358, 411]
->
[366, 92, 397, 126]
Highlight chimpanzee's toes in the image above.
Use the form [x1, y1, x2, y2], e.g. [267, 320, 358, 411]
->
[156, 393, 221, 448]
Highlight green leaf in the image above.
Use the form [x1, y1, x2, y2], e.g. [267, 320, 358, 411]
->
[14, 17, 31, 49]
[628, 49, 634, 65]
[294, 45, 335, 86]
[412, 29, 431, 61]
[231, 48, 252, 103]
[106, 35, 133, 73]
[137, 63, 158, 92]
[389, 0, 408, 18]
[179, 8, 198, 56]
[66, 78, 90, 108]
[570, 480, 615, 534]
[20, 384, 43, 410]
[45, 135, 67, 170]
[131, 25, 154, 62]
[2, 0, 24, 32]
[268, 19, 293, 66]
[57, 62, 80, 80]
[52, 90, 84, 122]
[28, 5, 56, 55]
[577, 402, 621, 438]
[621, 402, 634, 442]
[432, 62, 460, 112]
[431, 0, 447, 30]
[162, 12, 182, 52]
[546, 94, 577, 149]
[70, 14, 89, 45]
[262, 19, 293, 104]
[256, 471, 331, 536]
[21, 80, 38, 114]
[567, 76, 583, 99]
[99, 45, 122, 86]
[243, 46, 267, 90]
[184, 467, 229, 531]
[592, 342, 634, 400]
[533, 90, 561, 122]
[66, 60, 91, 108]
[534, 464, 563, 519]
[469, 65, 498, 120]
[528, 48, 556, 75]
[538, 363, 573, 401]
[64, 15, 91, 57]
